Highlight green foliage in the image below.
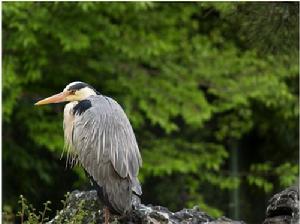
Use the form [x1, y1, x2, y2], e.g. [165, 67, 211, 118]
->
[236, 2, 299, 55]
[3, 2, 298, 223]
[247, 163, 274, 193]
[10, 193, 93, 224]
[16, 195, 51, 224]
[275, 163, 299, 187]
[3, 205, 15, 224]
[247, 162, 299, 193]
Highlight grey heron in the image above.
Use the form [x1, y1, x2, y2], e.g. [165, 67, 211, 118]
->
[35, 81, 142, 224]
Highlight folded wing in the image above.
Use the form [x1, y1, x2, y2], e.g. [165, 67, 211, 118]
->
[70, 95, 142, 214]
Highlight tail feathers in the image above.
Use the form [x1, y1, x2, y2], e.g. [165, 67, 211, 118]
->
[132, 193, 141, 209]
[85, 168, 142, 214]
[131, 177, 142, 209]
[131, 177, 142, 196]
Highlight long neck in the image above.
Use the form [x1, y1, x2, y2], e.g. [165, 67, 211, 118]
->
[63, 101, 79, 167]
[63, 101, 78, 143]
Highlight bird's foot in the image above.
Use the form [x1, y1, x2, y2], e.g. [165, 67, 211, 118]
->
[104, 207, 110, 224]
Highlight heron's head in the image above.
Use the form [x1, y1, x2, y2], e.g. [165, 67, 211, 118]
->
[35, 81, 98, 105]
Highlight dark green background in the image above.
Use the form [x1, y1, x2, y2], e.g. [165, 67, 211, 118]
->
[3, 2, 299, 223]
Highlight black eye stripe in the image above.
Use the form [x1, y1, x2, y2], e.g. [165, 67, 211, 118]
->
[67, 82, 100, 95]
[67, 82, 89, 91]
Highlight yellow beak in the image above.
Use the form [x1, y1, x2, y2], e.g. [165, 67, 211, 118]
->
[35, 92, 68, 106]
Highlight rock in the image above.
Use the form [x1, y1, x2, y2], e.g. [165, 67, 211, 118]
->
[263, 185, 299, 224]
[48, 190, 245, 224]
[47, 190, 103, 224]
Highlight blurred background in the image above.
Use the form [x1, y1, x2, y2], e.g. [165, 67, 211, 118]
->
[3, 2, 299, 223]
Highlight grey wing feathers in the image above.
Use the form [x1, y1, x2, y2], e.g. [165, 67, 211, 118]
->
[70, 95, 142, 214]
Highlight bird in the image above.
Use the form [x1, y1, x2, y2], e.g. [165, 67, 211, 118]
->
[35, 81, 142, 224]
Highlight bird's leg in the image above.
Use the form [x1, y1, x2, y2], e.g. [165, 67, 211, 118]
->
[104, 207, 110, 224]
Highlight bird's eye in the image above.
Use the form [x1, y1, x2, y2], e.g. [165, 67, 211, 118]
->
[70, 90, 76, 95]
